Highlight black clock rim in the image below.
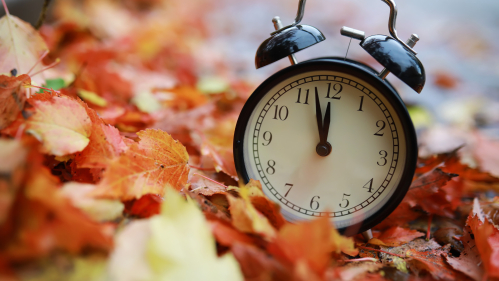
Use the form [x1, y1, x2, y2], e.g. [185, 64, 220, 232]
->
[233, 58, 418, 235]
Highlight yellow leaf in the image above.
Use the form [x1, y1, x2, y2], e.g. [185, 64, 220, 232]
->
[26, 93, 92, 156]
[77, 89, 108, 107]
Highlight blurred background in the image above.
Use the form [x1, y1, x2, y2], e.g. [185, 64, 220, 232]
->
[3, 0, 499, 154]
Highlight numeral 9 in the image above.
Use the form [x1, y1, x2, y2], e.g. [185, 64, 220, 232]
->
[262, 131, 272, 146]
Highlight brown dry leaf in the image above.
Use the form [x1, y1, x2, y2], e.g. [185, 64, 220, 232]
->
[406, 245, 461, 280]
[25, 93, 92, 156]
[368, 227, 425, 247]
[445, 226, 483, 281]
[0, 74, 29, 129]
[93, 129, 189, 200]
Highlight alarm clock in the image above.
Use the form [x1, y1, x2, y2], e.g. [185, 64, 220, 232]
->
[233, 0, 425, 238]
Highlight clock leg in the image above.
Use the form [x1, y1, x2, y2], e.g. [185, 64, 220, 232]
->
[361, 229, 373, 241]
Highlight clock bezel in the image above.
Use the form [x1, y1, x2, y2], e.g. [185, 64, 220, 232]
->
[233, 58, 418, 235]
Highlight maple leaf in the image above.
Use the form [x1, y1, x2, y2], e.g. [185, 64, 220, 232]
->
[368, 226, 425, 247]
[123, 194, 163, 218]
[92, 129, 189, 200]
[25, 93, 92, 156]
[466, 198, 499, 279]
[0, 74, 30, 129]
[0, 6, 49, 85]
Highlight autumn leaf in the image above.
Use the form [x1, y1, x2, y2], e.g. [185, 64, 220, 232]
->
[368, 226, 425, 247]
[74, 101, 127, 178]
[200, 115, 238, 180]
[0, 138, 26, 224]
[230, 179, 286, 230]
[60, 182, 124, 222]
[0, 74, 29, 129]
[445, 226, 484, 281]
[0, 7, 48, 84]
[93, 129, 189, 200]
[406, 245, 462, 280]
[0, 163, 112, 261]
[267, 216, 358, 277]
[25, 93, 92, 156]
[466, 198, 499, 279]
[227, 187, 277, 240]
[123, 194, 162, 218]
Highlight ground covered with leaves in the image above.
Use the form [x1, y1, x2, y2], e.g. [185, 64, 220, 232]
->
[0, 0, 499, 280]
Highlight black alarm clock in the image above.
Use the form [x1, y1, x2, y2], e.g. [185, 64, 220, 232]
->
[233, 0, 425, 238]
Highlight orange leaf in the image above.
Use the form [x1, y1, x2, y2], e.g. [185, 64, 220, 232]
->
[368, 226, 424, 247]
[0, 163, 112, 261]
[93, 129, 189, 200]
[25, 93, 92, 156]
[74, 102, 127, 172]
[466, 198, 499, 279]
[123, 194, 162, 218]
[201, 115, 238, 180]
[231, 242, 292, 281]
[267, 216, 358, 277]
[0, 74, 30, 129]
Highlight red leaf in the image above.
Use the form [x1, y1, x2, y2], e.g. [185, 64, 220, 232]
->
[123, 194, 162, 218]
[368, 226, 424, 247]
[0, 74, 30, 129]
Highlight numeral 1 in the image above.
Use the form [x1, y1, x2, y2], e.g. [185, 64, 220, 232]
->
[296, 88, 309, 104]
[358, 96, 364, 111]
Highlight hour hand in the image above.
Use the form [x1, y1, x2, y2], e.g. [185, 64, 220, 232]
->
[315, 88, 332, 157]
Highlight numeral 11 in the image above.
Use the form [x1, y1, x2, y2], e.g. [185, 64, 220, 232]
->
[296, 88, 309, 104]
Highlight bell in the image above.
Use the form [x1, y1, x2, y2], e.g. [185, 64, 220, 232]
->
[361, 35, 425, 93]
[255, 24, 325, 69]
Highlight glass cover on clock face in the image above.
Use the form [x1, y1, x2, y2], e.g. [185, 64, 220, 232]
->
[242, 70, 408, 230]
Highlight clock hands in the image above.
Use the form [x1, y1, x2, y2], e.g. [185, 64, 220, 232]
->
[315, 88, 332, 157]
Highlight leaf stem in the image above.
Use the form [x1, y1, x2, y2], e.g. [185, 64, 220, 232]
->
[2, 0, 10, 16]
[192, 173, 227, 189]
[357, 246, 405, 258]
[35, 0, 52, 29]
[426, 214, 433, 241]
[189, 165, 216, 171]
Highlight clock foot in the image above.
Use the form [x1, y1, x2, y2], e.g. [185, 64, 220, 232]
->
[361, 229, 373, 241]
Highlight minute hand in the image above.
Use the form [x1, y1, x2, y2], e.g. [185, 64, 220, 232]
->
[314, 88, 324, 143]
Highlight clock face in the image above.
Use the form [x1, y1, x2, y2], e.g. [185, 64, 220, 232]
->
[234, 60, 417, 233]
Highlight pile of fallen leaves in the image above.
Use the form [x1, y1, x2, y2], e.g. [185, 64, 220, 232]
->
[1, 0, 498, 280]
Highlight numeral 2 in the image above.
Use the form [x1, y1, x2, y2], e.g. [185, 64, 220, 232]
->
[374, 120, 386, 136]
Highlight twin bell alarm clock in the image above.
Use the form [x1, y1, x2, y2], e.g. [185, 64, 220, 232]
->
[233, 0, 425, 238]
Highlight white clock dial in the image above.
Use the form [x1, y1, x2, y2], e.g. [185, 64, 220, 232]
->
[242, 70, 408, 229]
